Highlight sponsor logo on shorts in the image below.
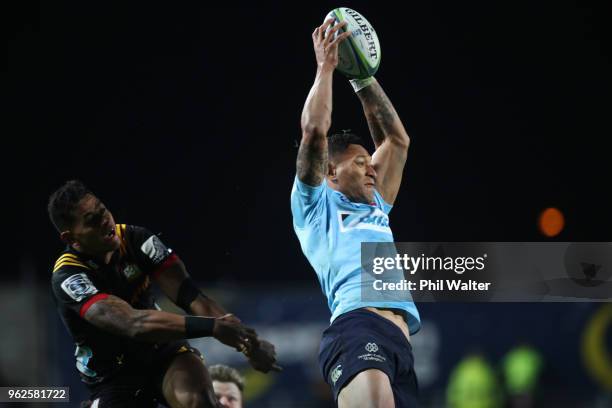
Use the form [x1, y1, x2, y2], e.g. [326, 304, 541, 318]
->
[140, 235, 171, 264]
[331, 364, 343, 385]
[358, 342, 386, 363]
[365, 342, 379, 353]
[61, 273, 98, 302]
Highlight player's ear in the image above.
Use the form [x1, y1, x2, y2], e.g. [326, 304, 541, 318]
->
[328, 163, 338, 183]
[60, 231, 74, 246]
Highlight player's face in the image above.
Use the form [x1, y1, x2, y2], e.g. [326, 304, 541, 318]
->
[66, 194, 121, 255]
[331, 144, 377, 204]
[213, 381, 242, 408]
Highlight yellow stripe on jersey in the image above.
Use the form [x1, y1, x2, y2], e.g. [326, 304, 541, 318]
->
[116, 224, 127, 257]
[53, 260, 91, 273]
[115, 224, 124, 240]
[54, 253, 79, 266]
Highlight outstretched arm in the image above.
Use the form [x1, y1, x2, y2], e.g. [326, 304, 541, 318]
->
[84, 295, 255, 349]
[154, 260, 282, 372]
[297, 19, 351, 186]
[355, 79, 410, 204]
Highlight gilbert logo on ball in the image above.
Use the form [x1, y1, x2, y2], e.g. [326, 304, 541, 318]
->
[325, 8, 381, 79]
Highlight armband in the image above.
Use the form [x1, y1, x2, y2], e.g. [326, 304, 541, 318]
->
[176, 278, 207, 312]
[185, 316, 215, 338]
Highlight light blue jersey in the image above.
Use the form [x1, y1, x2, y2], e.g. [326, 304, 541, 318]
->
[291, 176, 421, 334]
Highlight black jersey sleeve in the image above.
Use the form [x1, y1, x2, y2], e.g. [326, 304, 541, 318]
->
[120, 224, 178, 276]
[51, 264, 108, 318]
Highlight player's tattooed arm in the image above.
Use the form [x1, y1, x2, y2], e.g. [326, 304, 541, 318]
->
[84, 295, 187, 342]
[298, 70, 333, 186]
[84, 295, 256, 348]
[297, 19, 351, 186]
[296, 135, 328, 186]
[356, 79, 411, 204]
[356, 78, 410, 149]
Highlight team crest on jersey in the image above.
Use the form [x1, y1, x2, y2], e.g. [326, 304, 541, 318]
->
[122, 264, 142, 281]
[141, 235, 171, 264]
[61, 273, 98, 302]
[337, 208, 391, 234]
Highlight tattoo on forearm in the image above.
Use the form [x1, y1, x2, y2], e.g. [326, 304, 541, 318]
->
[296, 140, 328, 186]
[358, 84, 400, 145]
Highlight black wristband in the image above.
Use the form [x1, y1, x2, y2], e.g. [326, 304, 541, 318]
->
[185, 316, 215, 338]
[177, 278, 207, 312]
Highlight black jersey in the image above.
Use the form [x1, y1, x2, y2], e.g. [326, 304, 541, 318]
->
[50, 224, 178, 384]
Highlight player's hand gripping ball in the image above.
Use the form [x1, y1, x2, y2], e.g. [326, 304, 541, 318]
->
[324, 7, 381, 79]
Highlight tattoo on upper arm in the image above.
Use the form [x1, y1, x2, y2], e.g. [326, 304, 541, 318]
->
[296, 139, 328, 186]
[85, 295, 144, 336]
[359, 84, 400, 146]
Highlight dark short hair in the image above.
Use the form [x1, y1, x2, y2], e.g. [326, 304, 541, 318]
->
[48, 180, 92, 232]
[209, 364, 245, 392]
[328, 130, 368, 161]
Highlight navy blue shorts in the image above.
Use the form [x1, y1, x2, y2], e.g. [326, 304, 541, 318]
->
[318, 309, 419, 407]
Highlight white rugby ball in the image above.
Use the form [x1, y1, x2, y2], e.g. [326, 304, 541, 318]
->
[325, 8, 381, 79]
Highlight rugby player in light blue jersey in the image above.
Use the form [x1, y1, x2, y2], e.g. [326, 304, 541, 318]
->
[291, 18, 421, 408]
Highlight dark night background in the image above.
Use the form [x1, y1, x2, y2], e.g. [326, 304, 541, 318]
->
[3, 1, 612, 406]
[5, 0, 612, 283]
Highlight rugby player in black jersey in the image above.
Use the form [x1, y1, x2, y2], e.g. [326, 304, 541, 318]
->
[48, 180, 280, 408]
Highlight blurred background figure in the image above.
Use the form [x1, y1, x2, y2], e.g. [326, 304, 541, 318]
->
[210, 364, 245, 408]
[502, 345, 544, 408]
[446, 354, 503, 408]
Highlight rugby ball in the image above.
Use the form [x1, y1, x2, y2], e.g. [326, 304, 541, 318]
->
[325, 8, 381, 79]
